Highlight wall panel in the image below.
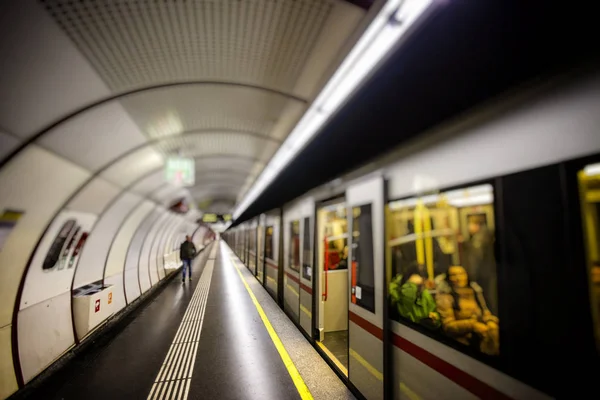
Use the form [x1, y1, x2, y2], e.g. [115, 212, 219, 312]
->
[73, 192, 142, 289]
[156, 217, 182, 280]
[67, 177, 121, 215]
[104, 274, 127, 314]
[0, 146, 89, 327]
[100, 147, 163, 188]
[104, 200, 155, 278]
[19, 210, 97, 310]
[17, 292, 73, 384]
[0, 131, 20, 162]
[0, 325, 17, 399]
[149, 214, 176, 285]
[38, 102, 148, 171]
[125, 208, 161, 302]
[139, 210, 169, 293]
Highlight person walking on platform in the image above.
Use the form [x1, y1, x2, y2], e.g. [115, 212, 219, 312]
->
[180, 235, 197, 283]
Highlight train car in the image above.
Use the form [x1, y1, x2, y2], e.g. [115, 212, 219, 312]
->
[224, 70, 600, 399]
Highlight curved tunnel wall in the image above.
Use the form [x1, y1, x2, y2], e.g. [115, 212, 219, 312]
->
[0, 143, 208, 397]
[0, 0, 364, 396]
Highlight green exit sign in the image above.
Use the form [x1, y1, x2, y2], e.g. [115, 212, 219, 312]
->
[165, 157, 194, 186]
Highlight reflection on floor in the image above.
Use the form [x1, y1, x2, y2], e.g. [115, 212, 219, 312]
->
[323, 330, 348, 370]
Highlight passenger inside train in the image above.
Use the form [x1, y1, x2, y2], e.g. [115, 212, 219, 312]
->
[388, 184, 500, 356]
[578, 163, 600, 350]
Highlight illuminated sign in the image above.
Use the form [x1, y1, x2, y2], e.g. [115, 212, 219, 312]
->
[165, 157, 194, 186]
[202, 213, 218, 223]
[222, 214, 232, 221]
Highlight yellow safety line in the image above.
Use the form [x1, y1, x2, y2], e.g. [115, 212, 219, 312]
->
[300, 304, 312, 319]
[349, 348, 382, 381]
[349, 349, 421, 400]
[316, 341, 348, 376]
[286, 283, 300, 297]
[228, 254, 313, 400]
[400, 382, 422, 400]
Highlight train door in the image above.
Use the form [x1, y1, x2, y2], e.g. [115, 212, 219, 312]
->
[347, 176, 384, 400]
[299, 201, 315, 337]
[578, 162, 600, 350]
[257, 214, 265, 284]
[264, 214, 280, 301]
[316, 198, 350, 375]
[244, 227, 249, 266]
[283, 212, 301, 324]
[249, 219, 257, 275]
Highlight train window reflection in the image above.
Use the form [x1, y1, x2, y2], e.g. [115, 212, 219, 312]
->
[352, 204, 375, 312]
[302, 217, 312, 280]
[265, 226, 274, 261]
[578, 163, 600, 351]
[387, 184, 499, 356]
[249, 228, 256, 270]
[290, 220, 300, 272]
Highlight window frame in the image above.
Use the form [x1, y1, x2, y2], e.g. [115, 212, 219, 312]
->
[385, 178, 503, 372]
[350, 203, 376, 313]
[265, 225, 274, 262]
[289, 220, 300, 272]
[302, 217, 312, 281]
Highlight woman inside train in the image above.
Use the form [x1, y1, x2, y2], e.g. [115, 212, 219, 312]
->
[435, 265, 500, 355]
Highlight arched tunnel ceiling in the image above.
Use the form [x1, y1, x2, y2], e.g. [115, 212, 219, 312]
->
[0, 0, 370, 214]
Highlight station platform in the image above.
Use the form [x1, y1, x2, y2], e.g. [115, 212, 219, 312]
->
[14, 240, 353, 400]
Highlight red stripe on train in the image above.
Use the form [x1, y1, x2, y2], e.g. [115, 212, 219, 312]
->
[285, 271, 300, 284]
[349, 312, 510, 400]
[266, 260, 278, 269]
[285, 271, 313, 295]
[349, 311, 383, 340]
[301, 283, 313, 295]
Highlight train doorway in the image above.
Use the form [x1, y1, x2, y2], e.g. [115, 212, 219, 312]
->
[316, 200, 349, 375]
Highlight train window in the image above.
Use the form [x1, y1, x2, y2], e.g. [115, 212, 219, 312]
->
[323, 204, 348, 270]
[290, 220, 300, 272]
[578, 163, 600, 350]
[302, 217, 312, 280]
[351, 204, 375, 312]
[387, 184, 499, 356]
[265, 226, 274, 260]
[249, 228, 256, 268]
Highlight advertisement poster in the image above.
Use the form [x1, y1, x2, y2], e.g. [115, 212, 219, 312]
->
[0, 209, 24, 251]
[20, 210, 98, 310]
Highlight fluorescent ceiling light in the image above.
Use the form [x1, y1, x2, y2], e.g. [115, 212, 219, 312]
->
[584, 163, 600, 177]
[448, 193, 493, 208]
[233, 0, 436, 221]
[388, 184, 493, 210]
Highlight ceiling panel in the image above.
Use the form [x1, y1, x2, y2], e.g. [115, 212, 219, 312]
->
[0, 131, 21, 162]
[118, 85, 295, 139]
[100, 147, 164, 188]
[193, 157, 262, 173]
[152, 186, 192, 207]
[130, 170, 167, 197]
[204, 200, 236, 214]
[67, 177, 121, 215]
[17, 0, 370, 217]
[189, 184, 241, 198]
[38, 102, 148, 171]
[0, 0, 109, 138]
[155, 133, 279, 161]
[40, 0, 335, 95]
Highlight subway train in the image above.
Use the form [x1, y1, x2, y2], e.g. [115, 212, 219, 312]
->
[223, 69, 600, 400]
